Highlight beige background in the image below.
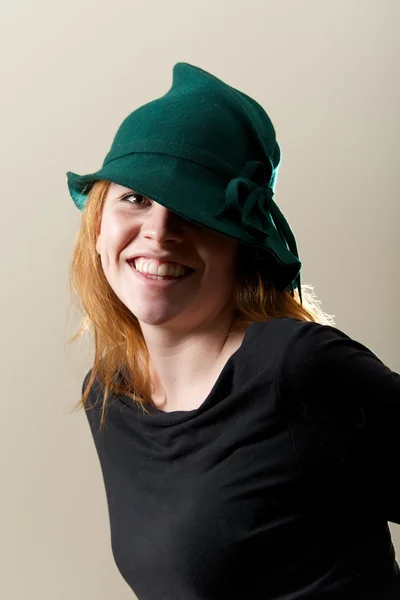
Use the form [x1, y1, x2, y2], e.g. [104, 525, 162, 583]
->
[1, 0, 399, 598]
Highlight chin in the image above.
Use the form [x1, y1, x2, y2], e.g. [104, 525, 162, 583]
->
[127, 306, 182, 326]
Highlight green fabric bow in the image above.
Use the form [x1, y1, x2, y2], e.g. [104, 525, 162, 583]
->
[216, 160, 276, 243]
[216, 159, 303, 304]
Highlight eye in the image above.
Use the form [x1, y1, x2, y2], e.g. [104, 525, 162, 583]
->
[120, 192, 150, 207]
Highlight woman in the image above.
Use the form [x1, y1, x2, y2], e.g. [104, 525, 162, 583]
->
[66, 62, 400, 599]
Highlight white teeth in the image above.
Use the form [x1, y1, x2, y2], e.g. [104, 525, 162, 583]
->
[134, 258, 188, 278]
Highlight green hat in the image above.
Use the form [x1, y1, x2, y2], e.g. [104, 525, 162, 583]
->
[66, 62, 302, 304]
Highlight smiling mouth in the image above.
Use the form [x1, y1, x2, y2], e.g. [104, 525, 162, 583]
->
[128, 260, 195, 280]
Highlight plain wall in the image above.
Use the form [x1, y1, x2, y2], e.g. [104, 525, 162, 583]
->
[1, 0, 398, 598]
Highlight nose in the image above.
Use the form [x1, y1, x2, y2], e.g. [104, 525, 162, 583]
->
[140, 202, 186, 243]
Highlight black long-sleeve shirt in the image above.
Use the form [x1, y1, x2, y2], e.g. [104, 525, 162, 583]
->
[83, 316, 400, 599]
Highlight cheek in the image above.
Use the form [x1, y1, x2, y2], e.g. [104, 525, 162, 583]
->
[98, 216, 133, 257]
[217, 243, 238, 271]
[206, 254, 237, 288]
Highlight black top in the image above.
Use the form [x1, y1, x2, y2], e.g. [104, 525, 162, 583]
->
[83, 316, 400, 599]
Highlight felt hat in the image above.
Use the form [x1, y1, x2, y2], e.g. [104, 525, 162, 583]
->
[66, 62, 302, 303]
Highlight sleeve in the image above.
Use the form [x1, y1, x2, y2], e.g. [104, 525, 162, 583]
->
[278, 321, 400, 524]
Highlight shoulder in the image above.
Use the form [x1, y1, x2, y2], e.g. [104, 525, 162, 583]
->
[250, 316, 346, 347]
[248, 317, 356, 369]
[275, 318, 399, 420]
[276, 318, 392, 380]
[245, 316, 315, 356]
[261, 317, 399, 423]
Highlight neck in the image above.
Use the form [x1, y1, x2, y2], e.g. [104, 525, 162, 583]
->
[141, 311, 249, 411]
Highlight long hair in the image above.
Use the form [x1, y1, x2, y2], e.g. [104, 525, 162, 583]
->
[67, 179, 335, 431]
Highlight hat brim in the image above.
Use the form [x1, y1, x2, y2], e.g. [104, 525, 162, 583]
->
[66, 153, 300, 290]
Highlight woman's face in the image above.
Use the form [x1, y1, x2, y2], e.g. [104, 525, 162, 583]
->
[95, 182, 239, 331]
